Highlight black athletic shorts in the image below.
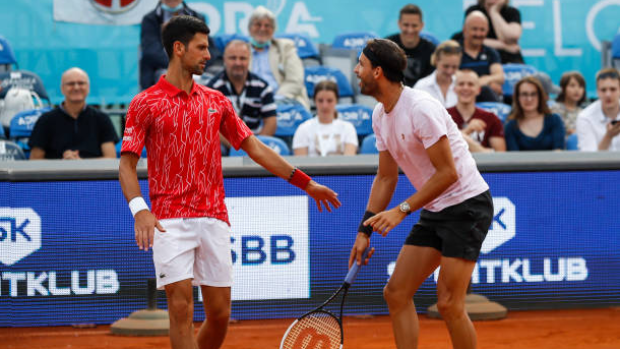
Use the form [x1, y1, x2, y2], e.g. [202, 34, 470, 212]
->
[404, 190, 493, 261]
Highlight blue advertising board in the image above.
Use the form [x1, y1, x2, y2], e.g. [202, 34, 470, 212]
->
[1, 0, 619, 104]
[1, 170, 619, 327]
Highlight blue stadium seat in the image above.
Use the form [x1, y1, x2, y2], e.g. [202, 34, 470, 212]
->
[502, 64, 537, 97]
[229, 135, 291, 157]
[0, 70, 51, 103]
[612, 34, 620, 69]
[276, 33, 321, 64]
[213, 33, 250, 52]
[304, 66, 354, 100]
[612, 33, 620, 59]
[274, 104, 313, 138]
[116, 141, 147, 158]
[420, 32, 440, 46]
[0, 140, 26, 160]
[0, 124, 5, 139]
[336, 104, 373, 137]
[476, 102, 512, 123]
[0, 36, 18, 70]
[566, 133, 579, 151]
[9, 107, 52, 153]
[9, 107, 51, 139]
[331, 32, 378, 53]
[359, 134, 378, 154]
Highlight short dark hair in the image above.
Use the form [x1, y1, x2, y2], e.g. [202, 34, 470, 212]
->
[556, 71, 586, 105]
[399, 4, 423, 21]
[596, 68, 620, 85]
[364, 39, 407, 83]
[162, 15, 210, 59]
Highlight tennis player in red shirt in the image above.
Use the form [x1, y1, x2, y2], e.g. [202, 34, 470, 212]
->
[119, 16, 340, 349]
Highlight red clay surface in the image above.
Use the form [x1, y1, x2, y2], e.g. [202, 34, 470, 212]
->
[2, 308, 619, 349]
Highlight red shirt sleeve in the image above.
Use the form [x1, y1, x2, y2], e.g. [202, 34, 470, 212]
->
[487, 113, 505, 138]
[219, 96, 253, 150]
[121, 94, 151, 156]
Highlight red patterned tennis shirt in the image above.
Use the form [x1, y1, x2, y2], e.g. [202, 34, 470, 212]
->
[122, 76, 252, 224]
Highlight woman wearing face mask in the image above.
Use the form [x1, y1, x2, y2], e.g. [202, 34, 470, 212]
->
[413, 40, 462, 108]
[504, 76, 566, 151]
[551, 71, 587, 135]
[292, 81, 358, 156]
[139, 0, 222, 90]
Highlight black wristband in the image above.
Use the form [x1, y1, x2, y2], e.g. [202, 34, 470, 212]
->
[358, 210, 375, 237]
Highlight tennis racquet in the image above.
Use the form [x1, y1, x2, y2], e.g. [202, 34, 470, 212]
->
[279, 248, 370, 349]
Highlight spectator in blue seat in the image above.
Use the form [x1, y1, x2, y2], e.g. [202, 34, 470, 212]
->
[139, 0, 221, 90]
[551, 71, 586, 136]
[504, 76, 565, 151]
[576, 68, 620, 151]
[207, 40, 277, 150]
[414, 40, 461, 108]
[29, 68, 118, 159]
[448, 70, 506, 152]
[454, 11, 504, 102]
[385, 4, 436, 87]
[292, 80, 358, 156]
[247, 6, 310, 109]
[462, 0, 524, 64]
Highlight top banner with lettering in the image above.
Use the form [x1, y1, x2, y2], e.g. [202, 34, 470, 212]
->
[2, 0, 619, 103]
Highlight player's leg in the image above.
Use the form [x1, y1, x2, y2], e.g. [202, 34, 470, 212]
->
[165, 280, 197, 349]
[384, 244, 442, 349]
[194, 218, 234, 349]
[197, 286, 231, 349]
[153, 218, 200, 349]
[436, 257, 476, 349]
[435, 191, 494, 349]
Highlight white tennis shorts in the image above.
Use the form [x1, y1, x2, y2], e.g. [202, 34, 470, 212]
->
[153, 217, 233, 289]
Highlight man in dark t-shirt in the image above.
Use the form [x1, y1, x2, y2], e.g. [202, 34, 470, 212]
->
[385, 4, 435, 87]
[29, 68, 118, 159]
[464, 3, 524, 63]
[454, 11, 505, 102]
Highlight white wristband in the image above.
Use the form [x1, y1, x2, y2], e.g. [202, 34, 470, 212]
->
[129, 197, 150, 217]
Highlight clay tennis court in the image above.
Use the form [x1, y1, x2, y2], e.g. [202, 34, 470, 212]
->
[3, 308, 619, 349]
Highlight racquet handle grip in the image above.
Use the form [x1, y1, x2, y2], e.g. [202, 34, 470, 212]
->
[344, 247, 370, 285]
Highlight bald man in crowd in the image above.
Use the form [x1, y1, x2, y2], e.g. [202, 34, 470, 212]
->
[29, 67, 118, 159]
[454, 11, 505, 102]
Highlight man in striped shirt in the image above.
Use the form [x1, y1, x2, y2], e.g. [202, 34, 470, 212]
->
[207, 40, 277, 147]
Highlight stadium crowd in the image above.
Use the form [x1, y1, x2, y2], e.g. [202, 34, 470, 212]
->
[0, 0, 619, 161]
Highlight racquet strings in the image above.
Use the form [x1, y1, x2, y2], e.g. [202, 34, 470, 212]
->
[281, 312, 342, 349]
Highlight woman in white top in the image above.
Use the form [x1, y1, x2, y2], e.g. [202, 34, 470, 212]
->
[292, 80, 358, 156]
[413, 40, 461, 108]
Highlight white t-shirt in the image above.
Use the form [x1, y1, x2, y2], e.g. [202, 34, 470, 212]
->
[576, 100, 620, 151]
[373, 87, 488, 212]
[413, 71, 458, 108]
[292, 117, 359, 157]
